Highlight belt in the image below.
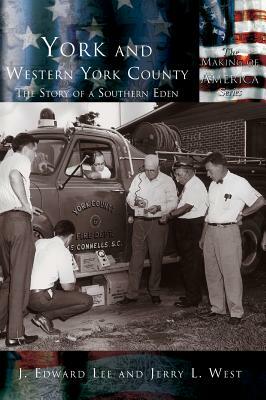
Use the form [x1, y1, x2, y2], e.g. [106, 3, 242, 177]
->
[208, 222, 236, 227]
[135, 217, 161, 221]
[0, 210, 28, 216]
[177, 217, 204, 224]
[31, 288, 53, 293]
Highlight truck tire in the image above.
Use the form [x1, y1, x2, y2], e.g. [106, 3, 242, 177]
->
[240, 220, 262, 275]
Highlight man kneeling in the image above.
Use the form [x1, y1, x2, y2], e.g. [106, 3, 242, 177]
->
[29, 220, 93, 335]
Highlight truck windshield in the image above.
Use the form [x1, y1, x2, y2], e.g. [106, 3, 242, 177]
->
[31, 139, 65, 175]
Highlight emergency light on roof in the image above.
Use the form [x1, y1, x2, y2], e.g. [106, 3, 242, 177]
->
[38, 108, 57, 128]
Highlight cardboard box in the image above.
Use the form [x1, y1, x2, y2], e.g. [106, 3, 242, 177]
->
[81, 284, 105, 307]
[104, 271, 128, 305]
[75, 253, 99, 273]
[97, 255, 126, 272]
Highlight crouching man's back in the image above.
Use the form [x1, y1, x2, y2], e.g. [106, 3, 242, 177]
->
[29, 220, 93, 335]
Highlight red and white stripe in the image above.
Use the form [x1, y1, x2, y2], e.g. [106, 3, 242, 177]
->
[200, 0, 266, 102]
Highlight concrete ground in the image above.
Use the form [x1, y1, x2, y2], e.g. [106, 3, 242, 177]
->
[2, 262, 266, 351]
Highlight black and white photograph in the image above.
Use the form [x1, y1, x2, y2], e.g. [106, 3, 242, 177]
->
[0, 101, 266, 352]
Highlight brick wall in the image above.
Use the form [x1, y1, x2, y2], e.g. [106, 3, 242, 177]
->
[179, 119, 245, 156]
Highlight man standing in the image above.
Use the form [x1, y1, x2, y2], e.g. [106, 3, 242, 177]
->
[29, 220, 93, 335]
[120, 154, 177, 304]
[200, 152, 265, 325]
[165, 161, 208, 307]
[0, 133, 39, 346]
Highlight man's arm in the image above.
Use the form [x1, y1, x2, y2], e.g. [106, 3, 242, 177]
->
[199, 222, 208, 249]
[84, 167, 111, 180]
[9, 170, 31, 215]
[237, 196, 265, 223]
[161, 178, 178, 214]
[84, 171, 102, 180]
[61, 282, 76, 291]
[170, 203, 193, 218]
[58, 250, 77, 291]
[242, 196, 265, 217]
[126, 175, 141, 209]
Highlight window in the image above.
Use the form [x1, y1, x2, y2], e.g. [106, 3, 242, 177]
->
[32, 139, 65, 175]
[65, 140, 114, 179]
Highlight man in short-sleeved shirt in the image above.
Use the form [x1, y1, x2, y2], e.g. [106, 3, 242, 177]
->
[0, 133, 39, 347]
[164, 161, 208, 307]
[29, 220, 93, 335]
[200, 152, 265, 325]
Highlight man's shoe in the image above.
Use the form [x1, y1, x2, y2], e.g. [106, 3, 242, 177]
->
[228, 317, 242, 325]
[6, 334, 39, 347]
[151, 296, 161, 304]
[174, 299, 199, 308]
[0, 330, 7, 340]
[200, 312, 225, 319]
[118, 297, 138, 305]
[31, 315, 61, 335]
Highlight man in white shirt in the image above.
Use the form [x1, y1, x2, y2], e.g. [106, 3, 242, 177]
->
[83, 151, 111, 180]
[164, 161, 208, 308]
[0, 133, 39, 347]
[120, 154, 177, 305]
[29, 220, 93, 335]
[66, 151, 111, 179]
[200, 152, 265, 325]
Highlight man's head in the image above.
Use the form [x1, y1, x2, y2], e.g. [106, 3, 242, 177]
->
[203, 152, 228, 182]
[54, 220, 76, 247]
[12, 133, 38, 163]
[91, 151, 105, 173]
[144, 154, 159, 181]
[173, 162, 195, 185]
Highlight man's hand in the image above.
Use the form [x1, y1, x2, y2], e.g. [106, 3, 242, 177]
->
[84, 171, 101, 180]
[236, 212, 243, 225]
[261, 231, 266, 251]
[199, 236, 205, 250]
[147, 205, 161, 214]
[135, 198, 146, 208]
[159, 215, 168, 224]
[32, 206, 43, 216]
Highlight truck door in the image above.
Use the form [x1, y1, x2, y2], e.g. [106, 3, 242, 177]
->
[57, 137, 128, 261]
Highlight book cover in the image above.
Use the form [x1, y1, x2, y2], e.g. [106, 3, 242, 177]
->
[0, 1, 266, 400]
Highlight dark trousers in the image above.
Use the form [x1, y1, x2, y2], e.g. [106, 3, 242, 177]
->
[0, 211, 35, 338]
[127, 218, 169, 299]
[175, 218, 204, 304]
[28, 289, 93, 321]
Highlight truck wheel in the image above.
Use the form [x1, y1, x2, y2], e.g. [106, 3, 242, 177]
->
[240, 220, 262, 275]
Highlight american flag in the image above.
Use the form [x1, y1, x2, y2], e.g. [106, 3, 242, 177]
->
[200, 0, 266, 102]
[0, 351, 196, 399]
[0, 0, 197, 102]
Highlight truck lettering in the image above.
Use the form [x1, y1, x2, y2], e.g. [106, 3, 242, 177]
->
[111, 240, 122, 247]
[72, 200, 113, 215]
[76, 231, 113, 240]
[76, 242, 109, 251]
[70, 240, 123, 252]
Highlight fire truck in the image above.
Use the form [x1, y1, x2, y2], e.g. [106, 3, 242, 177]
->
[0, 108, 265, 277]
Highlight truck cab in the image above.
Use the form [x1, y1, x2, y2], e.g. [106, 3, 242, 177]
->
[28, 113, 145, 269]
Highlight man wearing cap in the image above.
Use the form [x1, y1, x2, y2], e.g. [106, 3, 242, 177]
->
[120, 154, 177, 304]
[199, 152, 265, 325]
[164, 160, 208, 307]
